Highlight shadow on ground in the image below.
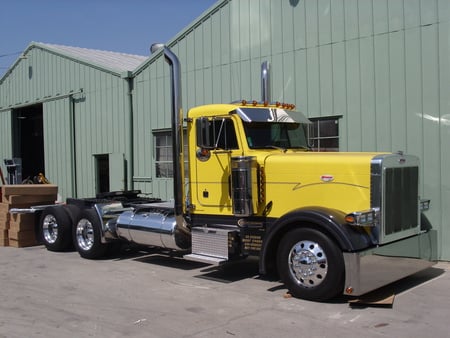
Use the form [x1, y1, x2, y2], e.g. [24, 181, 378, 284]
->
[103, 244, 446, 305]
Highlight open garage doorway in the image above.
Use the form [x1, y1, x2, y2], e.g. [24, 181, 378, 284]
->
[12, 104, 45, 182]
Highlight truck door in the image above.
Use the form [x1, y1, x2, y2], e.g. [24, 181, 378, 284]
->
[194, 117, 240, 212]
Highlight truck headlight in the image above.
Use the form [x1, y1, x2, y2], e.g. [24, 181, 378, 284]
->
[345, 209, 378, 227]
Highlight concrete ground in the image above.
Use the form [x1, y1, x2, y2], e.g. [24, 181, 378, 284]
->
[0, 245, 449, 338]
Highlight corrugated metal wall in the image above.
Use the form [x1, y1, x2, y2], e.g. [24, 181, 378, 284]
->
[1, 48, 77, 104]
[71, 72, 130, 197]
[133, 0, 449, 259]
[43, 98, 75, 198]
[0, 110, 12, 170]
[133, 56, 171, 198]
[0, 46, 131, 199]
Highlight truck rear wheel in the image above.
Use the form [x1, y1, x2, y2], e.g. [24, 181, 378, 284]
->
[65, 204, 81, 227]
[73, 209, 107, 259]
[39, 206, 73, 252]
[277, 228, 344, 301]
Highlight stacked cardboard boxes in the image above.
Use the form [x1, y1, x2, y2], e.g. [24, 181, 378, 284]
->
[0, 185, 58, 247]
[0, 202, 10, 246]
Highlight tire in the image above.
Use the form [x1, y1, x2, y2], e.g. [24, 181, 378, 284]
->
[65, 204, 81, 229]
[62, 204, 81, 250]
[39, 206, 73, 252]
[73, 209, 107, 259]
[277, 228, 344, 301]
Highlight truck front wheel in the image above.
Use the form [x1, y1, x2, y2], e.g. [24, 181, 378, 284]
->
[73, 209, 107, 259]
[277, 228, 344, 301]
[39, 206, 73, 252]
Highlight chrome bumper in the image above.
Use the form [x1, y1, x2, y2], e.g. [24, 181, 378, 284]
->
[343, 230, 438, 296]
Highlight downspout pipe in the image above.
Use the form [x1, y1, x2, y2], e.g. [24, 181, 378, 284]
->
[151, 44, 185, 225]
[121, 71, 134, 191]
[127, 77, 134, 191]
[69, 96, 77, 197]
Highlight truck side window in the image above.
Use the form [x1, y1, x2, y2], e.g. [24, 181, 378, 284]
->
[197, 117, 238, 150]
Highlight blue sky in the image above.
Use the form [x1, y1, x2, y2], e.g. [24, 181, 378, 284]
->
[0, 0, 218, 76]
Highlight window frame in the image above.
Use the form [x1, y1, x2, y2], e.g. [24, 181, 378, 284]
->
[153, 128, 188, 179]
[308, 115, 342, 152]
[196, 117, 239, 150]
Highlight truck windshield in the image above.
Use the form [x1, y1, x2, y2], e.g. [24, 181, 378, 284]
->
[243, 122, 309, 149]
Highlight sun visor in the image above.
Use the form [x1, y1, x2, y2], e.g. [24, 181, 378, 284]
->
[235, 107, 311, 124]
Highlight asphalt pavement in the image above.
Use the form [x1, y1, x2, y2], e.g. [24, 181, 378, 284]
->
[0, 245, 449, 338]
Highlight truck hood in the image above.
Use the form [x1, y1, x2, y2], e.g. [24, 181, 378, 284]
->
[260, 152, 385, 216]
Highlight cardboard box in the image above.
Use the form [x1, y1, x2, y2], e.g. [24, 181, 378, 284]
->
[0, 211, 10, 222]
[0, 202, 29, 214]
[0, 229, 8, 240]
[0, 203, 29, 233]
[1, 185, 58, 197]
[8, 238, 37, 248]
[0, 212, 10, 223]
[8, 229, 36, 242]
[0, 237, 8, 247]
[9, 213, 36, 232]
[0, 202, 9, 214]
[0, 229, 9, 247]
[0, 205, 11, 230]
[0, 184, 57, 249]
[10, 212, 35, 223]
[0, 219, 9, 230]
[2, 194, 57, 205]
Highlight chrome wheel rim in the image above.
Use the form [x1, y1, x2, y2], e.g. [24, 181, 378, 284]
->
[288, 240, 328, 288]
[42, 214, 58, 244]
[75, 219, 94, 251]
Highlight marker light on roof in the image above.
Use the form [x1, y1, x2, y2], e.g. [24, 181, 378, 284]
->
[238, 100, 295, 110]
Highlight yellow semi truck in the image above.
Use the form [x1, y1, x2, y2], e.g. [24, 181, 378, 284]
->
[35, 46, 436, 301]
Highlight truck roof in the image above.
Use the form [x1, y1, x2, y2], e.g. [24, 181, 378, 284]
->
[187, 103, 242, 118]
[187, 102, 310, 124]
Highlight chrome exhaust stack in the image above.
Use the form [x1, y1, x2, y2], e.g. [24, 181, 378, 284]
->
[151, 45, 185, 224]
[261, 61, 270, 103]
[162, 46, 191, 238]
[116, 44, 191, 250]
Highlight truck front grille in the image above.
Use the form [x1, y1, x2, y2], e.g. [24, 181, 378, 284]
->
[384, 166, 418, 235]
[371, 154, 420, 244]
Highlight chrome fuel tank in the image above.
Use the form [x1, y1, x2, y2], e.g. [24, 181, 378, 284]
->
[116, 207, 190, 250]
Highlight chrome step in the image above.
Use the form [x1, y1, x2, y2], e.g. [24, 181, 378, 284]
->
[183, 253, 228, 265]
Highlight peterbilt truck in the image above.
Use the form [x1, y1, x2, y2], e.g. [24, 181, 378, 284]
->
[35, 46, 436, 301]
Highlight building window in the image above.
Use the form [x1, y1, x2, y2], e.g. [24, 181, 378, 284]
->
[153, 129, 188, 178]
[308, 116, 341, 152]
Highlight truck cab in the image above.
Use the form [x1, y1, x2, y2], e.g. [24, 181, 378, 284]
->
[184, 100, 437, 301]
[188, 102, 312, 215]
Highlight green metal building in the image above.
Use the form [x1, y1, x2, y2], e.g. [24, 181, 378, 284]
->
[1, 0, 448, 260]
[0, 43, 147, 198]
